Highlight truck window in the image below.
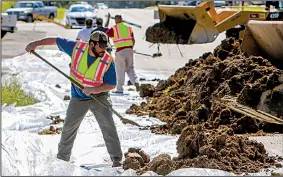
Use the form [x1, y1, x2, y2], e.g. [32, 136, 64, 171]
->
[38, 2, 44, 8]
[34, 3, 39, 8]
[14, 2, 33, 8]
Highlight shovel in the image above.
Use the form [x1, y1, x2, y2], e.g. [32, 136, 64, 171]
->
[134, 51, 162, 58]
[30, 50, 141, 127]
[111, 48, 162, 58]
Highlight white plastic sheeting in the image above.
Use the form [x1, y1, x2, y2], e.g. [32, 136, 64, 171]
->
[2, 50, 281, 176]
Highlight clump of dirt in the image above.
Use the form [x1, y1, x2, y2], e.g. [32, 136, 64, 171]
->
[38, 126, 62, 135]
[146, 16, 196, 44]
[63, 95, 70, 100]
[213, 38, 242, 60]
[47, 115, 64, 124]
[137, 154, 175, 176]
[151, 78, 160, 81]
[123, 148, 150, 171]
[271, 172, 283, 176]
[139, 84, 155, 97]
[125, 38, 283, 175]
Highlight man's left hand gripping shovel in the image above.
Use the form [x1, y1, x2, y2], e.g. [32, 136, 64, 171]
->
[31, 50, 141, 127]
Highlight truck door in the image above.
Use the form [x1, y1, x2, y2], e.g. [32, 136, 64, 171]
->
[38, 2, 47, 17]
[33, 2, 44, 17]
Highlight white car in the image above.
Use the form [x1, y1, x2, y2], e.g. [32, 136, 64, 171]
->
[96, 3, 108, 9]
[65, 4, 96, 29]
[1, 13, 17, 38]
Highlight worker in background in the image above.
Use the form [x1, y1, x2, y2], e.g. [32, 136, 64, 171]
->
[76, 18, 95, 42]
[92, 13, 111, 33]
[92, 13, 112, 53]
[106, 14, 139, 94]
[25, 31, 123, 167]
[265, 1, 279, 10]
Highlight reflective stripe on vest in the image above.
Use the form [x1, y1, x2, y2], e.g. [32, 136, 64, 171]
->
[73, 42, 88, 70]
[69, 41, 112, 88]
[113, 23, 133, 48]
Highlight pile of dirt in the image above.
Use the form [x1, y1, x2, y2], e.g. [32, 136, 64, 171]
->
[127, 37, 283, 135]
[125, 37, 283, 175]
[145, 16, 196, 44]
[128, 125, 282, 175]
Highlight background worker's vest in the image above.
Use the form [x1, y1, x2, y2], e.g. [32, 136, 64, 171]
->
[69, 41, 113, 88]
[112, 23, 134, 48]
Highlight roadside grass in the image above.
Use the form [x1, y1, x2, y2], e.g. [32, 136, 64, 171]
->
[2, 78, 37, 107]
[55, 8, 66, 20]
[1, 1, 16, 12]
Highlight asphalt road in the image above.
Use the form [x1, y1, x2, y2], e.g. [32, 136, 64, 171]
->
[1, 8, 225, 75]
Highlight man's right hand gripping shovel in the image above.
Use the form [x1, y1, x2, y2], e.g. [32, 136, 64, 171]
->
[29, 49, 141, 127]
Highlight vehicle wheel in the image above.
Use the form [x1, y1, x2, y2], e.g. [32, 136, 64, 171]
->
[27, 15, 33, 23]
[1, 31, 7, 38]
[49, 13, 54, 20]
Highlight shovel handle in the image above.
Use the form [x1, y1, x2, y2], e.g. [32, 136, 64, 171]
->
[31, 50, 84, 90]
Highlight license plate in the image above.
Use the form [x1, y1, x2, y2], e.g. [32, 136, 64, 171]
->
[19, 16, 25, 18]
[2, 27, 9, 31]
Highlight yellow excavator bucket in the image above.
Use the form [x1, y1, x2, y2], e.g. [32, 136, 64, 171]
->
[146, 1, 283, 46]
[159, 4, 219, 44]
[241, 20, 283, 63]
[146, 2, 220, 44]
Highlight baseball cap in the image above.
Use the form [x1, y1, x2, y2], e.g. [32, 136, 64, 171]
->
[85, 18, 93, 26]
[90, 31, 110, 49]
[115, 14, 122, 19]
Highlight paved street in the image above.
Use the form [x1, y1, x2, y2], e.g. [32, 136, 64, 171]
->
[2, 8, 225, 75]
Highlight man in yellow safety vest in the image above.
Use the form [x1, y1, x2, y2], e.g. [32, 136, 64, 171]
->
[25, 31, 123, 167]
[106, 14, 139, 94]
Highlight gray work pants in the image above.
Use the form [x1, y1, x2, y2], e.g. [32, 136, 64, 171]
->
[57, 94, 122, 162]
[115, 48, 138, 92]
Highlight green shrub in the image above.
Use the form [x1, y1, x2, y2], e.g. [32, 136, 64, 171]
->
[1, 1, 16, 13]
[54, 8, 66, 21]
[2, 79, 37, 107]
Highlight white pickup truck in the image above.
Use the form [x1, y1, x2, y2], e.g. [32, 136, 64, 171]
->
[5, 1, 57, 23]
[1, 13, 17, 38]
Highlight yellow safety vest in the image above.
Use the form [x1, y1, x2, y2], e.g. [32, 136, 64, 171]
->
[69, 41, 114, 87]
[112, 23, 134, 48]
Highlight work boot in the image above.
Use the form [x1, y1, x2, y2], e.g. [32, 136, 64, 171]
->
[127, 80, 133, 86]
[112, 160, 122, 167]
[57, 155, 76, 163]
[111, 157, 123, 167]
